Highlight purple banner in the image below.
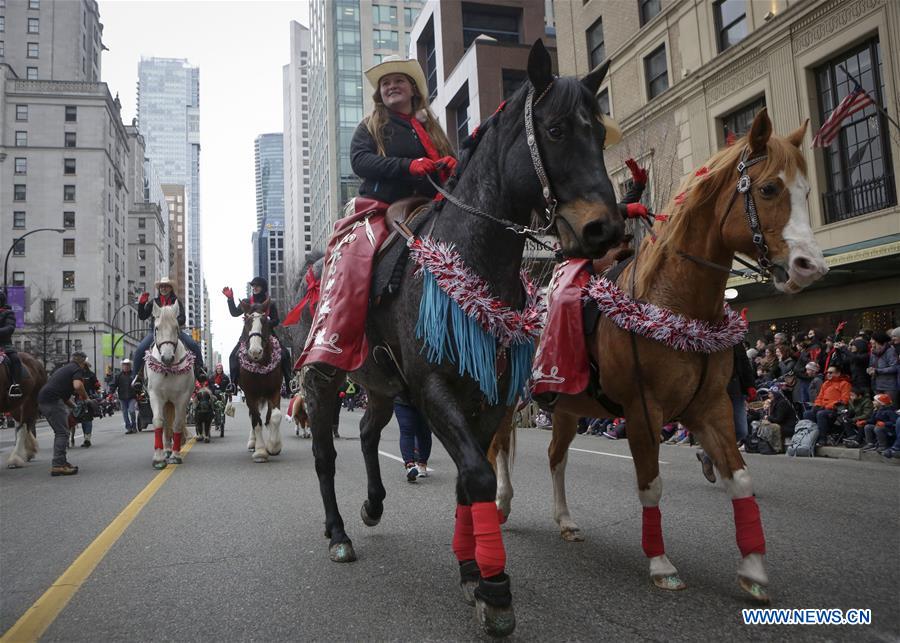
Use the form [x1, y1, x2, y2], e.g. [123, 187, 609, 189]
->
[6, 287, 26, 328]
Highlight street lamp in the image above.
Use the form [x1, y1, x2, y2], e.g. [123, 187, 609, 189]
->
[109, 297, 137, 379]
[3, 228, 66, 292]
[88, 325, 98, 367]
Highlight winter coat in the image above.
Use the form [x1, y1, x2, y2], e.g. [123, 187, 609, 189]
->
[848, 342, 871, 392]
[350, 112, 440, 204]
[807, 375, 824, 403]
[775, 358, 796, 380]
[114, 371, 136, 401]
[728, 344, 756, 397]
[869, 346, 898, 392]
[766, 391, 797, 436]
[138, 293, 186, 327]
[228, 292, 280, 327]
[866, 405, 897, 430]
[0, 307, 15, 347]
[813, 375, 851, 410]
[847, 396, 873, 422]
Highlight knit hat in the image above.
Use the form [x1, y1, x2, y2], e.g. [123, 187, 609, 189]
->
[874, 393, 892, 406]
[746, 348, 759, 361]
[805, 361, 819, 372]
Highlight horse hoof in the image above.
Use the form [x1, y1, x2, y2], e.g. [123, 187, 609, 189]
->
[268, 449, 281, 456]
[738, 576, 770, 604]
[560, 527, 584, 542]
[7, 461, 23, 469]
[253, 456, 268, 463]
[204, 437, 210, 443]
[26, 454, 35, 462]
[475, 599, 516, 638]
[153, 460, 167, 470]
[652, 574, 687, 591]
[360, 501, 382, 527]
[329, 542, 357, 563]
[166, 455, 182, 465]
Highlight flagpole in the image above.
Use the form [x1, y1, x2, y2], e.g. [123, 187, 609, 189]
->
[837, 64, 900, 137]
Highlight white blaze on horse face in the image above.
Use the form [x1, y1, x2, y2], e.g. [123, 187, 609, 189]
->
[248, 313, 264, 360]
[778, 171, 828, 293]
[155, 306, 178, 363]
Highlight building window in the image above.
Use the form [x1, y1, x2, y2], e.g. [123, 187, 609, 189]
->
[27, 41, 38, 57]
[65, 132, 76, 147]
[12, 272, 25, 287]
[26, 66, 37, 80]
[29, 0, 40, 8]
[63, 185, 76, 201]
[65, 105, 77, 122]
[419, 21, 437, 100]
[817, 38, 896, 223]
[586, 18, 605, 68]
[644, 44, 669, 99]
[714, 0, 747, 52]
[43, 300, 56, 322]
[455, 95, 470, 149]
[63, 211, 75, 228]
[63, 238, 75, 255]
[15, 131, 27, 146]
[721, 96, 766, 147]
[1, 40, 5, 56]
[74, 299, 88, 321]
[13, 211, 26, 228]
[13, 239, 25, 256]
[64, 158, 76, 174]
[138, 249, 146, 261]
[404, 7, 414, 27]
[14, 184, 26, 201]
[373, 4, 397, 25]
[139, 265, 146, 277]
[138, 217, 146, 229]
[598, 88, 610, 116]
[62, 271, 75, 290]
[73, 339, 82, 352]
[138, 234, 146, 244]
[14, 157, 26, 174]
[16, 104, 27, 120]
[0, 16, 5, 32]
[27, 17, 39, 33]
[639, 0, 661, 26]
[374, 29, 398, 50]
[462, 3, 521, 48]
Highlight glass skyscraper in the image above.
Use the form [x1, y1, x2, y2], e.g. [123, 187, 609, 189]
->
[255, 133, 285, 229]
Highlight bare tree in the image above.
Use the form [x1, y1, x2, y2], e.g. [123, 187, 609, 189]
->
[21, 286, 71, 372]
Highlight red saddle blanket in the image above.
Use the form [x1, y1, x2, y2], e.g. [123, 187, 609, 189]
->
[531, 259, 592, 397]
[295, 198, 391, 372]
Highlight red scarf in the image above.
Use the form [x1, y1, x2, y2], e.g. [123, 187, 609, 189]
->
[393, 110, 440, 161]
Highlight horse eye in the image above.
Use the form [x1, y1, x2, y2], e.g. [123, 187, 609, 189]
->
[547, 125, 564, 139]
[759, 183, 778, 198]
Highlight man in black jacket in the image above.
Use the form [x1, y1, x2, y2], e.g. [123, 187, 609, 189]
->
[0, 290, 23, 398]
[223, 276, 292, 394]
[115, 359, 137, 434]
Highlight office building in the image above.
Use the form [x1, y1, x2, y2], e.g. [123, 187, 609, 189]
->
[162, 184, 187, 304]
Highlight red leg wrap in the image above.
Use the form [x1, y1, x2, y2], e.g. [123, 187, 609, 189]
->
[154, 428, 164, 450]
[452, 504, 475, 562]
[733, 496, 766, 557]
[471, 501, 506, 578]
[173, 432, 182, 453]
[497, 506, 507, 525]
[641, 506, 665, 558]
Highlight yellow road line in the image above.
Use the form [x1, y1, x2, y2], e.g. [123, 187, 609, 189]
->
[0, 439, 196, 643]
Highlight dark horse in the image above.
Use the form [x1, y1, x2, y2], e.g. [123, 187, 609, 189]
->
[2, 351, 47, 469]
[296, 41, 623, 637]
[238, 299, 285, 463]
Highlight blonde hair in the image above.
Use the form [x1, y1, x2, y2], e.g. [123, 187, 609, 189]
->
[365, 75, 454, 158]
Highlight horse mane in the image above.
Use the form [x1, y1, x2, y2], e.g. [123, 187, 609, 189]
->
[633, 131, 806, 296]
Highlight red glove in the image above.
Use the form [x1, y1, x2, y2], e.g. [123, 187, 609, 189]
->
[222, 286, 234, 299]
[856, 419, 866, 427]
[625, 158, 648, 186]
[876, 421, 886, 428]
[408, 157, 437, 177]
[138, 292, 150, 304]
[747, 387, 757, 402]
[436, 155, 457, 181]
[624, 203, 649, 219]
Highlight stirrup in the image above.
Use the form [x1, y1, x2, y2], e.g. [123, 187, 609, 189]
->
[8, 384, 23, 399]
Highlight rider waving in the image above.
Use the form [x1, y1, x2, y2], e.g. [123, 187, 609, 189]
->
[0, 290, 23, 398]
[131, 277, 206, 387]
[224, 276, 292, 394]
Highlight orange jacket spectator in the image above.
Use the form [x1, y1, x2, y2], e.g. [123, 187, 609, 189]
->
[813, 374, 851, 409]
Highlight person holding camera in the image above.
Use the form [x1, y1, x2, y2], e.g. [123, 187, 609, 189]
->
[37, 352, 89, 476]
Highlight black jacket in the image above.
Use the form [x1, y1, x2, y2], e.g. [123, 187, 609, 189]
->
[138, 294, 186, 327]
[0, 307, 15, 347]
[350, 114, 439, 204]
[766, 391, 798, 435]
[228, 292, 280, 328]
[114, 371, 136, 400]
[728, 344, 756, 397]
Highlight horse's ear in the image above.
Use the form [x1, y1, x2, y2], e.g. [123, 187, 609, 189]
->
[786, 119, 809, 148]
[152, 301, 161, 318]
[239, 300, 250, 314]
[748, 107, 772, 155]
[527, 39, 553, 96]
[582, 61, 609, 96]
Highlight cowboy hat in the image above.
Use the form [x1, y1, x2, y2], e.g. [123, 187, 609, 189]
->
[121, 358, 132, 365]
[602, 114, 622, 148]
[364, 55, 428, 98]
[155, 277, 175, 289]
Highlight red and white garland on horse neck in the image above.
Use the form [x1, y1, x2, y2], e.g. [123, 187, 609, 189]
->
[146, 350, 195, 376]
[238, 335, 282, 374]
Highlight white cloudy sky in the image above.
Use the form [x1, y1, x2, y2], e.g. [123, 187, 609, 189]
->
[100, 0, 309, 361]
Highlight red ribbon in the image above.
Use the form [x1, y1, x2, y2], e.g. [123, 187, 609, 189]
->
[283, 267, 320, 327]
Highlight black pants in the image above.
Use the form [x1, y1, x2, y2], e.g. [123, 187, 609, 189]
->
[3, 347, 22, 383]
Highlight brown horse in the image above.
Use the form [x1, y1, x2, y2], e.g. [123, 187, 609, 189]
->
[496, 110, 828, 603]
[1, 352, 47, 469]
[238, 300, 284, 462]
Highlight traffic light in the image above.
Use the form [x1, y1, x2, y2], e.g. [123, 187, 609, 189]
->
[192, 328, 200, 341]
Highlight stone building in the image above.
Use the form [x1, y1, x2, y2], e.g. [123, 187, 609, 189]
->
[554, 0, 900, 334]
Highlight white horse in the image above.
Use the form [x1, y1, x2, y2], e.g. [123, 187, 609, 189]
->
[146, 303, 195, 469]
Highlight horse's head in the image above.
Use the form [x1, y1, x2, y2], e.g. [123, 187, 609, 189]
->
[241, 299, 271, 362]
[516, 40, 624, 258]
[716, 109, 828, 293]
[152, 302, 180, 365]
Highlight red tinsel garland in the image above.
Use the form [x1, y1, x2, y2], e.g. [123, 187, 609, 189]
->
[146, 351, 195, 375]
[584, 276, 747, 353]
[239, 335, 282, 374]
[409, 236, 545, 347]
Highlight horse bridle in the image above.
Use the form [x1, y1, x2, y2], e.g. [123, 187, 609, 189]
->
[676, 147, 787, 283]
[153, 328, 178, 354]
[426, 82, 561, 246]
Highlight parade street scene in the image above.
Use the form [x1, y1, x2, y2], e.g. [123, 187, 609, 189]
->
[1, 0, 899, 640]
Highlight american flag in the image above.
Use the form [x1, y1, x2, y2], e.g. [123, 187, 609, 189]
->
[812, 80, 875, 148]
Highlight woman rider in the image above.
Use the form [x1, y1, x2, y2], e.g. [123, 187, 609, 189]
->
[223, 276, 292, 394]
[0, 290, 23, 398]
[131, 277, 206, 386]
[295, 55, 456, 371]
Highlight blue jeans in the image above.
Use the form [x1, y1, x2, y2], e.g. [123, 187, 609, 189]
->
[394, 401, 432, 465]
[132, 331, 204, 375]
[803, 408, 836, 441]
[121, 398, 136, 430]
[730, 389, 748, 443]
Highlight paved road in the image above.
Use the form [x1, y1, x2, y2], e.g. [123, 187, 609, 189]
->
[1, 401, 897, 641]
